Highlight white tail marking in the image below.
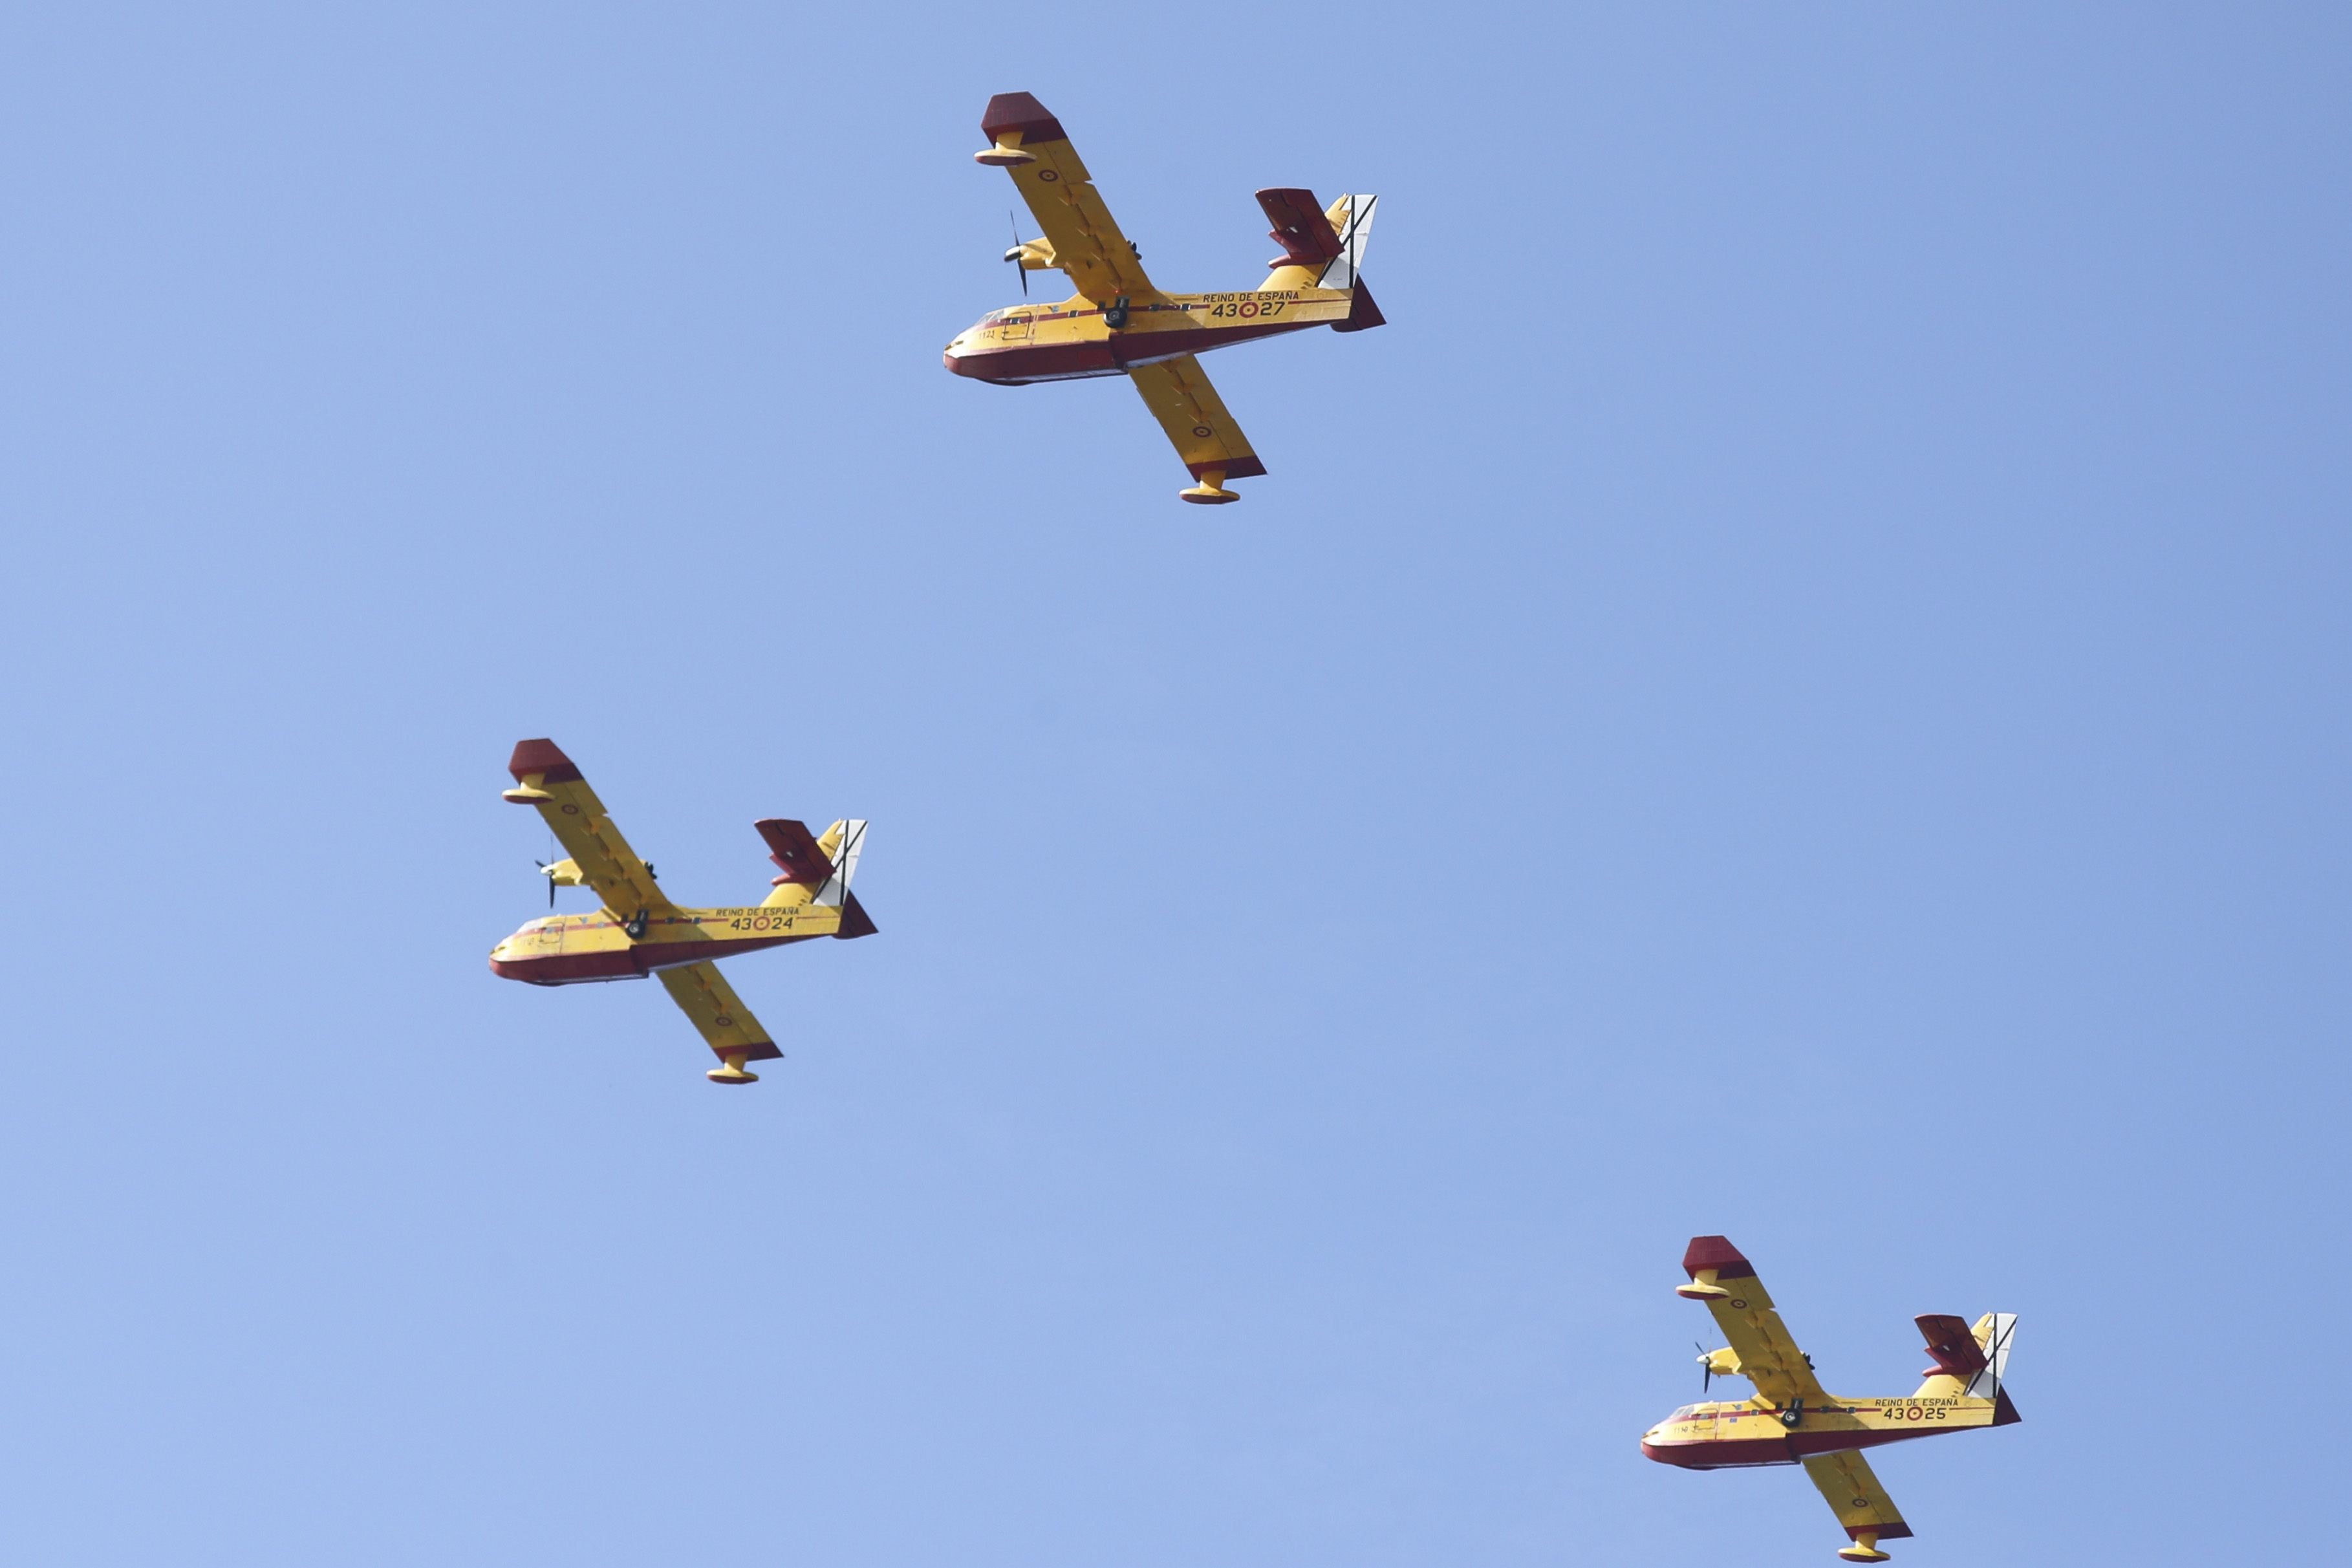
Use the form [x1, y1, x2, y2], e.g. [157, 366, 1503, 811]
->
[1964, 1313, 2017, 1399]
[815, 819, 867, 907]
[1317, 194, 1378, 290]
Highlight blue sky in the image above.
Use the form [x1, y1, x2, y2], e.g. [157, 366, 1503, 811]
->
[3, 4, 2346, 1563]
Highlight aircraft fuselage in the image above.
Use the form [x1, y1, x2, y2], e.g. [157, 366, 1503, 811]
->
[1641, 1388, 2021, 1470]
[944, 285, 1357, 384]
[488, 905, 845, 985]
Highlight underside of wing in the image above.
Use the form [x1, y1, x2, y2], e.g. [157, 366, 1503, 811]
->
[1681, 1236, 1831, 1407]
[505, 739, 676, 919]
[978, 92, 1163, 306]
[1804, 1451, 1914, 1550]
[658, 962, 783, 1066]
[1128, 355, 1266, 499]
[1701, 1294, 1828, 1406]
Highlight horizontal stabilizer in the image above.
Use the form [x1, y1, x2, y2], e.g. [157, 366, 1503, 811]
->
[757, 817, 833, 885]
[1915, 1314, 1989, 1382]
[1257, 187, 1343, 270]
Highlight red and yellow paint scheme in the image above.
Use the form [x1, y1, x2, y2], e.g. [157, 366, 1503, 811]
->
[945, 91, 1383, 504]
[487, 738, 875, 1085]
[1642, 1236, 2020, 1562]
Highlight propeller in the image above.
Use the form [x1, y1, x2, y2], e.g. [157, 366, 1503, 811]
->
[1004, 209, 1028, 297]
[534, 826, 559, 908]
[1695, 1341, 1712, 1393]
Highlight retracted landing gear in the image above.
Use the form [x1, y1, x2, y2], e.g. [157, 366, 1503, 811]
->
[623, 908, 650, 940]
[1103, 294, 1130, 330]
[1778, 1399, 1804, 1429]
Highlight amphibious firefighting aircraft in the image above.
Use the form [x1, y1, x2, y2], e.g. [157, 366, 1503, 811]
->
[488, 739, 874, 1085]
[945, 91, 1383, 504]
[1641, 1236, 2020, 1563]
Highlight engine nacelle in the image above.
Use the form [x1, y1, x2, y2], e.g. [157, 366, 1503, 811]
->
[1003, 237, 1057, 271]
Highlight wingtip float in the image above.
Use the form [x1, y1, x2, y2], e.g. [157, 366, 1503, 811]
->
[946, 92, 1383, 504]
[489, 738, 873, 1086]
[1644, 1236, 2020, 1562]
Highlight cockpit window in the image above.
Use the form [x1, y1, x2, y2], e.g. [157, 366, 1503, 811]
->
[1668, 1404, 1700, 1422]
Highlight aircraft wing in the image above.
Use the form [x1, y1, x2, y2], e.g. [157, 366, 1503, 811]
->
[658, 962, 784, 1066]
[978, 92, 1165, 306]
[503, 738, 677, 920]
[1803, 1451, 1914, 1548]
[1679, 1236, 1831, 1406]
[1129, 355, 1268, 484]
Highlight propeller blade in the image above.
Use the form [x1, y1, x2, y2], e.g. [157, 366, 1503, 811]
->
[1695, 1342, 1711, 1393]
[1009, 209, 1028, 296]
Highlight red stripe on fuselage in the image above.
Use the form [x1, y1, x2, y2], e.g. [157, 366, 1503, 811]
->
[944, 319, 1314, 385]
[1641, 1425, 1952, 1470]
[488, 934, 811, 985]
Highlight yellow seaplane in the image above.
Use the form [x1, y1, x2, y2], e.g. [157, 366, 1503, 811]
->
[945, 91, 1384, 504]
[488, 739, 874, 1084]
[1642, 1236, 2020, 1562]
